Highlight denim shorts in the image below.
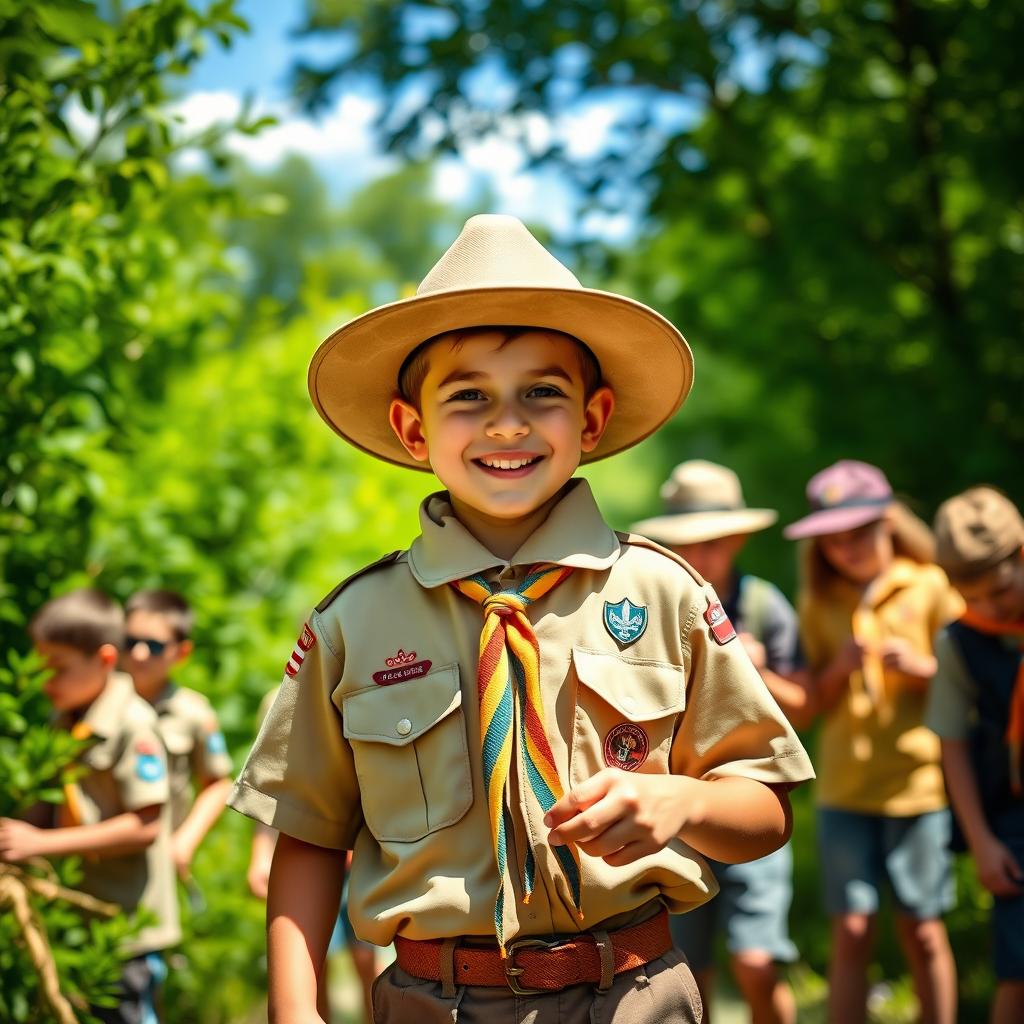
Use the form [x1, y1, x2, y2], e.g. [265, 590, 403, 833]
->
[817, 807, 954, 919]
[669, 843, 798, 973]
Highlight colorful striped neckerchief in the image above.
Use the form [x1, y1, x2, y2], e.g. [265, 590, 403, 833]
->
[958, 609, 1024, 795]
[450, 563, 582, 951]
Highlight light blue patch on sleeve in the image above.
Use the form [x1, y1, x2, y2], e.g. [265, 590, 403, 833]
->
[136, 753, 165, 782]
[205, 731, 227, 756]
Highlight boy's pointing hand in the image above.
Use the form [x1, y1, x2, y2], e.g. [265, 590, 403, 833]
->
[543, 769, 693, 867]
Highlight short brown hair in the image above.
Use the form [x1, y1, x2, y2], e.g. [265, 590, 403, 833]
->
[125, 589, 194, 641]
[397, 326, 603, 406]
[29, 589, 124, 655]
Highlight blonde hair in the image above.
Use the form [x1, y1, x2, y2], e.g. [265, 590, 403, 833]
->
[799, 502, 936, 600]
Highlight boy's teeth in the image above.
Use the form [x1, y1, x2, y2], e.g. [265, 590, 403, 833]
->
[483, 457, 535, 469]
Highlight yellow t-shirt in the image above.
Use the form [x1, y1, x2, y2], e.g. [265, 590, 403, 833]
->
[800, 558, 963, 815]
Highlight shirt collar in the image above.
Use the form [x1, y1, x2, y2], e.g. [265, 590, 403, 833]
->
[59, 672, 136, 740]
[408, 477, 621, 588]
[862, 557, 923, 608]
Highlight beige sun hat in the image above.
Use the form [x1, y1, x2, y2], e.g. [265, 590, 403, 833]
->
[631, 460, 778, 545]
[308, 214, 694, 469]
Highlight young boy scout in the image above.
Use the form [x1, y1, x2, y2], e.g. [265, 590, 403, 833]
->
[632, 460, 811, 1024]
[228, 214, 814, 1023]
[0, 589, 179, 1024]
[121, 589, 232, 884]
[926, 488, 1024, 1024]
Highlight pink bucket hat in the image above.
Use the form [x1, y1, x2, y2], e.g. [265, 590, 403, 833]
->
[783, 460, 893, 540]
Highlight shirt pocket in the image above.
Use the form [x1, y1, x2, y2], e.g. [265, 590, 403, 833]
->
[570, 646, 686, 786]
[342, 663, 473, 842]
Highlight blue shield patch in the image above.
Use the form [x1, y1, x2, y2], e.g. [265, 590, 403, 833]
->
[136, 753, 165, 783]
[603, 598, 648, 646]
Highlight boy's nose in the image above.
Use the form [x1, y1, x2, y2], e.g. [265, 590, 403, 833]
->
[485, 403, 529, 439]
[129, 642, 151, 661]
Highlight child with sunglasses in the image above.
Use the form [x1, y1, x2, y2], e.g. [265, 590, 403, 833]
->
[121, 590, 232, 887]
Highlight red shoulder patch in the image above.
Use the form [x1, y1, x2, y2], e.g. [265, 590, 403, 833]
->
[704, 598, 737, 645]
[285, 623, 317, 678]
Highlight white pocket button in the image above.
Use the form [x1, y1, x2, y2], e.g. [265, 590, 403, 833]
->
[396, 718, 412, 736]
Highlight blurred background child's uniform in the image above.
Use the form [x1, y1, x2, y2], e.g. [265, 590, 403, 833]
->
[785, 460, 963, 1024]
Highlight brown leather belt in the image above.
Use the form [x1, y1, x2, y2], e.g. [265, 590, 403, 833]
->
[395, 909, 672, 995]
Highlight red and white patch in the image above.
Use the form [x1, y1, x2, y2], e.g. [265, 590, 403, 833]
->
[604, 723, 649, 771]
[384, 648, 417, 668]
[134, 739, 159, 757]
[704, 598, 737, 645]
[373, 659, 432, 686]
[285, 623, 317, 678]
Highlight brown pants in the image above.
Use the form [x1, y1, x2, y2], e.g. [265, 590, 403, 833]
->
[371, 947, 702, 1024]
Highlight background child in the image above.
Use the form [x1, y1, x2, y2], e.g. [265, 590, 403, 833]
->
[0, 589, 179, 1024]
[926, 487, 1024, 1024]
[121, 589, 232, 887]
[229, 214, 814, 1023]
[633, 459, 811, 1024]
[785, 460, 962, 1024]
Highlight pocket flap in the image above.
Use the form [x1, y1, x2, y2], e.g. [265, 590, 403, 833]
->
[572, 647, 684, 721]
[343, 663, 462, 747]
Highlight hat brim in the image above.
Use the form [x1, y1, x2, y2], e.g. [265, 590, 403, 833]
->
[783, 505, 888, 540]
[631, 509, 778, 545]
[308, 286, 693, 470]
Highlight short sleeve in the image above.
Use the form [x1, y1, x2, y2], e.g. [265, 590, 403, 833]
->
[928, 568, 966, 638]
[925, 629, 977, 740]
[672, 587, 815, 787]
[227, 612, 362, 849]
[188, 697, 233, 784]
[113, 722, 170, 812]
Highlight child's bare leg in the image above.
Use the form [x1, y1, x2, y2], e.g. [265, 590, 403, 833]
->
[893, 916, 956, 1024]
[731, 951, 795, 1024]
[348, 941, 377, 1023]
[827, 912, 875, 1024]
[992, 981, 1024, 1024]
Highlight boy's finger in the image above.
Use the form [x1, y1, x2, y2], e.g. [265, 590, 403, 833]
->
[543, 773, 613, 829]
[602, 840, 651, 867]
[547, 795, 621, 846]
[575, 819, 636, 858]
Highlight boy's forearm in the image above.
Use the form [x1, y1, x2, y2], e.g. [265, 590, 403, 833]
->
[38, 808, 161, 858]
[940, 739, 993, 851]
[173, 777, 232, 857]
[677, 776, 792, 864]
[267, 833, 346, 1023]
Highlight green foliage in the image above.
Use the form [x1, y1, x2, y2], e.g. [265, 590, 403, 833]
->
[0, 0, 256, 656]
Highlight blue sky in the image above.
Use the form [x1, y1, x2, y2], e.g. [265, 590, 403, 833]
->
[176, 1, 660, 239]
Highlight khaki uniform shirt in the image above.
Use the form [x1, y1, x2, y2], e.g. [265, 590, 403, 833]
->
[57, 673, 181, 954]
[230, 480, 814, 946]
[799, 559, 963, 816]
[152, 684, 233, 829]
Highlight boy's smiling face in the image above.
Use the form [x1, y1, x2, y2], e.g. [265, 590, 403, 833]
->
[389, 329, 614, 538]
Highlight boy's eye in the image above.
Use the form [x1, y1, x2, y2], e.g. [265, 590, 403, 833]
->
[447, 388, 486, 402]
[527, 384, 565, 399]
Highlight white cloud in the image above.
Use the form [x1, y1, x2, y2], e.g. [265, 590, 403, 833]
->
[169, 90, 395, 188]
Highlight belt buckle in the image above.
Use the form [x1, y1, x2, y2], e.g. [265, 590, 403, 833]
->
[504, 937, 559, 996]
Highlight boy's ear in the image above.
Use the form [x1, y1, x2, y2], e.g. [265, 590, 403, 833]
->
[97, 643, 119, 668]
[580, 385, 615, 454]
[173, 639, 193, 666]
[388, 396, 430, 463]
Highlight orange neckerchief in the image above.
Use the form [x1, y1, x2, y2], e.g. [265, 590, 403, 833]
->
[57, 721, 93, 828]
[959, 609, 1024, 795]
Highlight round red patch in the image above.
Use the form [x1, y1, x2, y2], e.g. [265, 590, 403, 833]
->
[604, 723, 649, 771]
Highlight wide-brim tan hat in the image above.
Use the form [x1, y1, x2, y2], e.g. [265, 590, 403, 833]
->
[308, 214, 694, 469]
[631, 459, 777, 545]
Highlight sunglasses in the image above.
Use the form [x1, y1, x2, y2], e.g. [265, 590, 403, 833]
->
[124, 636, 172, 656]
